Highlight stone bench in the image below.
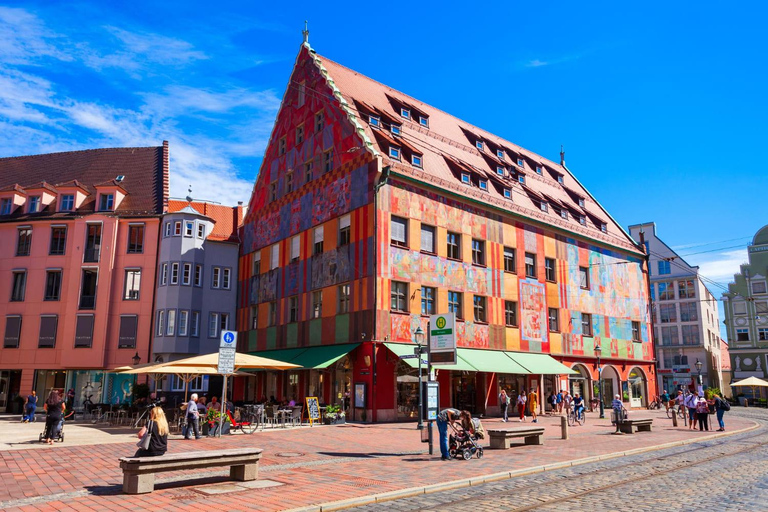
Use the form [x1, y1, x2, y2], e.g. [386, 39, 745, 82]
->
[487, 427, 545, 449]
[618, 418, 653, 434]
[119, 448, 263, 494]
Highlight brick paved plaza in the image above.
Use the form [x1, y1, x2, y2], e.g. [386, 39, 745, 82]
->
[0, 409, 757, 511]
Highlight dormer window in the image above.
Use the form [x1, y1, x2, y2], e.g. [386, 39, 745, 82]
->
[496, 150, 504, 160]
[369, 115, 380, 128]
[560, 210, 568, 220]
[496, 166, 504, 176]
[536, 166, 543, 175]
[27, 196, 41, 213]
[479, 179, 488, 191]
[557, 175, 564, 184]
[518, 175, 525, 184]
[389, 146, 401, 161]
[400, 107, 410, 119]
[578, 197, 586, 207]
[391, 124, 401, 136]
[579, 216, 586, 225]
[412, 154, 423, 168]
[419, 116, 429, 127]
[99, 194, 114, 211]
[600, 223, 607, 233]
[0, 198, 11, 215]
[503, 188, 512, 199]
[60, 194, 74, 211]
[540, 202, 548, 212]
[461, 173, 471, 184]
[517, 158, 524, 167]
[476, 141, 484, 151]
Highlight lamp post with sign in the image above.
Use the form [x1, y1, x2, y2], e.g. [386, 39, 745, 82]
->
[595, 342, 605, 419]
[217, 330, 237, 437]
[414, 327, 425, 430]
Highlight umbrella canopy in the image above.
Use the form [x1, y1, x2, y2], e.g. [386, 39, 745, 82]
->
[158, 352, 300, 372]
[731, 376, 768, 387]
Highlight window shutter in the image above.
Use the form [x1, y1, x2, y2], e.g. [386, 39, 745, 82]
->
[74, 315, 95, 348]
[291, 236, 300, 259]
[340, 214, 351, 230]
[4, 316, 22, 348]
[38, 316, 58, 348]
[391, 217, 406, 244]
[119, 315, 138, 348]
[314, 226, 324, 243]
[271, 244, 279, 269]
[420, 226, 434, 253]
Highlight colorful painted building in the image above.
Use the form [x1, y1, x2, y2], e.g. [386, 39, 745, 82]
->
[0, 144, 168, 413]
[236, 39, 656, 420]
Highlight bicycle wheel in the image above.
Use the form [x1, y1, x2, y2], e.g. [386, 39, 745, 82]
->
[244, 414, 259, 434]
[579, 410, 586, 425]
[567, 410, 575, 426]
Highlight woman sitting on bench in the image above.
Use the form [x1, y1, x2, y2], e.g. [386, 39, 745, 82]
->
[134, 406, 169, 457]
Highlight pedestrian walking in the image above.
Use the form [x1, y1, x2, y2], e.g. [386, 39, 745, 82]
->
[185, 393, 202, 440]
[529, 388, 538, 423]
[22, 390, 37, 423]
[556, 390, 563, 414]
[713, 393, 730, 431]
[548, 391, 557, 414]
[499, 389, 509, 422]
[517, 391, 527, 421]
[134, 406, 169, 457]
[436, 408, 461, 461]
[684, 391, 698, 429]
[660, 389, 671, 412]
[43, 390, 65, 445]
[695, 394, 710, 431]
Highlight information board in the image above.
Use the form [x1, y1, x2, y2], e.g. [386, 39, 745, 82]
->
[305, 397, 320, 426]
[218, 330, 237, 374]
[422, 381, 439, 421]
[429, 313, 456, 365]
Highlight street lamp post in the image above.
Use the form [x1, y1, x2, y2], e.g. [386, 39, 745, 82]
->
[131, 352, 141, 406]
[695, 359, 703, 387]
[595, 342, 604, 419]
[414, 327, 425, 430]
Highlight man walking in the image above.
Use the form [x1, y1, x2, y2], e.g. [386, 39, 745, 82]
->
[185, 393, 202, 440]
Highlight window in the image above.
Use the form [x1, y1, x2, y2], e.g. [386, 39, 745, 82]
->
[448, 291, 463, 320]
[268, 302, 277, 326]
[753, 281, 768, 295]
[128, 225, 144, 253]
[461, 173, 471, 184]
[681, 325, 699, 345]
[11, 271, 26, 302]
[600, 223, 607, 233]
[208, 312, 219, 337]
[314, 226, 324, 255]
[166, 310, 176, 336]
[756, 302, 768, 315]
[661, 326, 679, 345]
[191, 264, 201, 287]
[540, 201, 548, 212]
[338, 284, 351, 314]
[278, 137, 286, 155]
[478, 179, 488, 191]
[296, 124, 304, 143]
[178, 311, 189, 336]
[496, 149, 505, 160]
[505, 301, 518, 327]
[632, 321, 641, 342]
[164, 222, 171, 237]
[184, 221, 193, 237]
[581, 313, 593, 337]
[84, 223, 102, 262]
[736, 328, 749, 342]
[305, 161, 313, 183]
[545, 258, 556, 282]
[99, 194, 114, 211]
[285, 171, 294, 194]
[197, 223, 205, 239]
[497, 166, 505, 176]
[324, 149, 334, 173]
[160, 263, 168, 286]
[578, 215, 586, 226]
[650, 283, 655, 302]
[471, 239, 485, 266]
[391, 216, 408, 247]
[518, 175, 526, 184]
[421, 287, 436, 315]
[391, 281, 408, 313]
[291, 235, 300, 262]
[369, 115, 380, 128]
[680, 302, 698, 322]
[560, 209, 568, 220]
[419, 116, 429, 127]
[315, 111, 325, 132]
[156, 310, 165, 336]
[212, 267, 221, 288]
[269, 181, 277, 202]
[0, 198, 11, 215]
[28, 196, 41, 213]
[174, 221, 182, 236]
[181, 263, 191, 285]
[678, 279, 695, 299]
[504, 189, 511, 199]
[391, 124, 401, 136]
[525, 252, 536, 278]
[557, 175, 564, 185]
[57, 194, 73, 211]
[579, 266, 590, 290]
[38, 315, 58, 348]
[657, 260, 671, 275]
[265, 244, 279, 271]
[44, 270, 62, 301]
[658, 282, 675, 301]
[250, 307, 258, 330]
[79, 268, 98, 309]
[412, 154, 423, 168]
[220, 313, 229, 332]
[312, 291, 322, 319]
[400, 107, 410, 119]
[389, 146, 401, 160]
[759, 328, 768, 341]
[476, 140, 484, 150]
[473, 295, 487, 323]
[170, 263, 179, 285]
[339, 215, 351, 246]
[517, 158, 524, 167]
[732, 301, 747, 315]
[124, 269, 141, 300]
[660, 304, 677, 323]
[548, 308, 559, 332]
[504, 247, 516, 273]
[16, 227, 32, 256]
[223, 268, 231, 289]
[536, 166, 543, 175]
[252, 254, 261, 276]
[297, 81, 305, 106]
[289, 296, 299, 323]
[421, 225, 435, 254]
[3, 316, 22, 348]
[49, 226, 67, 255]
[447, 232, 461, 260]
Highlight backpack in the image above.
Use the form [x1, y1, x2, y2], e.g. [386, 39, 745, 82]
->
[719, 398, 731, 411]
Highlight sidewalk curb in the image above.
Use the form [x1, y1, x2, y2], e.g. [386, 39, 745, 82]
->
[284, 420, 760, 512]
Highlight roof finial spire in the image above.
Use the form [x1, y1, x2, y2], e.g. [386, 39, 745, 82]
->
[302, 20, 309, 45]
[186, 184, 193, 204]
[560, 145, 565, 167]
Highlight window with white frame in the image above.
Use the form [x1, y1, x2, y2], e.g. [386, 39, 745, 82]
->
[290, 235, 300, 262]
[412, 154, 422, 168]
[753, 281, 767, 295]
[389, 146, 401, 160]
[271, 243, 280, 270]
[657, 260, 671, 275]
[222, 268, 230, 289]
[220, 313, 229, 332]
[182, 263, 191, 285]
[191, 311, 200, 337]
[733, 301, 747, 315]
[339, 215, 351, 246]
[535, 166, 543, 175]
[194, 264, 202, 287]
[421, 286, 436, 315]
[209, 313, 219, 338]
[540, 201, 548, 212]
[160, 263, 168, 286]
[461, 173, 471, 184]
[252, 253, 261, 275]
[419, 116, 428, 127]
[170, 263, 179, 284]
[658, 282, 675, 301]
[369, 115, 380, 128]
[124, 269, 141, 300]
[736, 328, 749, 341]
[178, 310, 189, 336]
[496, 149, 504, 160]
[504, 188, 511, 198]
[476, 140, 484, 150]
[759, 328, 768, 341]
[756, 302, 768, 316]
[0, 198, 12, 215]
[479, 179, 488, 190]
[212, 267, 221, 288]
[679, 302, 698, 322]
[314, 226, 324, 255]
[166, 309, 176, 336]
[517, 158, 524, 167]
[164, 222, 171, 237]
[185, 221, 193, 237]
[98, 194, 113, 211]
[661, 326, 679, 345]
[174, 221, 182, 236]
[660, 303, 677, 323]
[391, 216, 408, 247]
[60, 194, 74, 211]
[391, 124, 401, 136]
[681, 325, 699, 345]
[518, 175, 525, 184]
[497, 166, 504, 176]
[678, 279, 695, 299]
[400, 107, 410, 119]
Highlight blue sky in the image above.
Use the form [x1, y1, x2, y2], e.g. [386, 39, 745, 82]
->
[1, 1, 765, 305]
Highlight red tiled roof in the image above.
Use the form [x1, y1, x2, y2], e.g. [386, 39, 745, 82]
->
[313, 52, 640, 253]
[24, 181, 59, 194]
[167, 200, 242, 242]
[0, 183, 26, 194]
[55, 179, 90, 192]
[0, 145, 169, 219]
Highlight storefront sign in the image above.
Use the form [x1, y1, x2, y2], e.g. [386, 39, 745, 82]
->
[218, 330, 237, 374]
[354, 382, 366, 408]
[305, 397, 320, 426]
[429, 313, 456, 365]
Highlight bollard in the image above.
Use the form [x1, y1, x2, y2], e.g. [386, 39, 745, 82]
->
[560, 414, 569, 440]
[672, 411, 678, 427]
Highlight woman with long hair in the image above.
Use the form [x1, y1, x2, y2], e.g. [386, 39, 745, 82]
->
[134, 406, 169, 457]
[43, 389, 65, 444]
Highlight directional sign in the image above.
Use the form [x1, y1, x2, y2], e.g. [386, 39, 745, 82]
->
[218, 330, 237, 374]
[429, 313, 456, 365]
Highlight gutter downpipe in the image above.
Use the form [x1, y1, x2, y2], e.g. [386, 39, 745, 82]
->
[371, 162, 389, 423]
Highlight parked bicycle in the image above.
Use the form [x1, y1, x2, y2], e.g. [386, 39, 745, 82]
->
[647, 395, 662, 410]
[666, 403, 686, 420]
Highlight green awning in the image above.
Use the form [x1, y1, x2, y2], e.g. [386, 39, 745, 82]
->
[383, 343, 427, 369]
[507, 352, 577, 375]
[290, 343, 360, 369]
[459, 348, 530, 374]
[434, 353, 479, 373]
[252, 347, 308, 364]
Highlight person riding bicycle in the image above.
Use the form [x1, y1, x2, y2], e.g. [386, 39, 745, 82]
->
[573, 394, 585, 421]
[660, 390, 671, 411]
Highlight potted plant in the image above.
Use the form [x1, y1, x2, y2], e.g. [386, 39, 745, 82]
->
[207, 408, 231, 435]
[323, 405, 346, 425]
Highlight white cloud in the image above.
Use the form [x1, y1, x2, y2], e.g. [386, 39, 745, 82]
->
[0, 6, 72, 64]
[687, 248, 748, 288]
[104, 26, 208, 66]
[526, 59, 548, 68]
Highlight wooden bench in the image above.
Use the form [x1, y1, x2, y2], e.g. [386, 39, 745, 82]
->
[618, 418, 653, 434]
[119, 448, 263, 494]
[487, 427, 545, 449]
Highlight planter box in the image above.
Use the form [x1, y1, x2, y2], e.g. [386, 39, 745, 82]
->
[323, 417, 346, 425]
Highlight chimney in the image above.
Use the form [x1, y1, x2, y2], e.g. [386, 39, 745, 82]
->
[560, 145, 565, 167]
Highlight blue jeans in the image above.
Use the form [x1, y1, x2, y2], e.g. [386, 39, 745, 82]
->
[23, 404, 36, 421]
[716, 409, 725, 428]
[436, 419, 449, 458]
[501, 404, 508, 421]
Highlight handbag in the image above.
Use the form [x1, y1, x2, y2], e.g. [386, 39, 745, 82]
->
[136, 420, 153, 450]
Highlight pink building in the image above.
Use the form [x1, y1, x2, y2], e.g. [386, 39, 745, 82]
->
[0, 144, 169, 413]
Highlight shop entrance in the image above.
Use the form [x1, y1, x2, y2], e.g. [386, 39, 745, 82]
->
[628, 368, 647, 407]
[597, 366, 620, 407]
[33, 370, 68, 407]
[498, 374, 526, 412]
[0, 370, 22, 413]
[396, 361, 420, 421]
[451, 373, 477, 414]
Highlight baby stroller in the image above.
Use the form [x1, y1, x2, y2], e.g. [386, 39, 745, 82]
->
[39, 418, 65, 443]
[448, 418, 484, 460]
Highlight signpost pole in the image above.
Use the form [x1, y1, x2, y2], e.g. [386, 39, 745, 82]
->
[426, 321, 433, 456]
[217, 330, 237, 438]
[218, 375, 228, 438]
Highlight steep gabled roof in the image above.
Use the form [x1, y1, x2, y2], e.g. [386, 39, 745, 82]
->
[167, 200, 242, 242]
[313, 52, 641, 254]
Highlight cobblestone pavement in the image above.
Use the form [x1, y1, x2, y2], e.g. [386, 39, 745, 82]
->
[350, 409, 768, 512]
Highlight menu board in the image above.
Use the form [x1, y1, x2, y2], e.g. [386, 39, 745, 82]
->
[306, 397, 320, 426]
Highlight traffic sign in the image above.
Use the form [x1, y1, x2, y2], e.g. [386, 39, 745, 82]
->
[218, 330, 237, 373]
[220, 330, 237, 348]
[429, 313, 456, 365]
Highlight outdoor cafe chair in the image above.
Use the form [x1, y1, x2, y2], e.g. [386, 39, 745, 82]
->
[288, 406, 302, 427]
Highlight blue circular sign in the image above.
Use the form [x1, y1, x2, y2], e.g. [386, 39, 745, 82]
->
[223, 331, 235, 344]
